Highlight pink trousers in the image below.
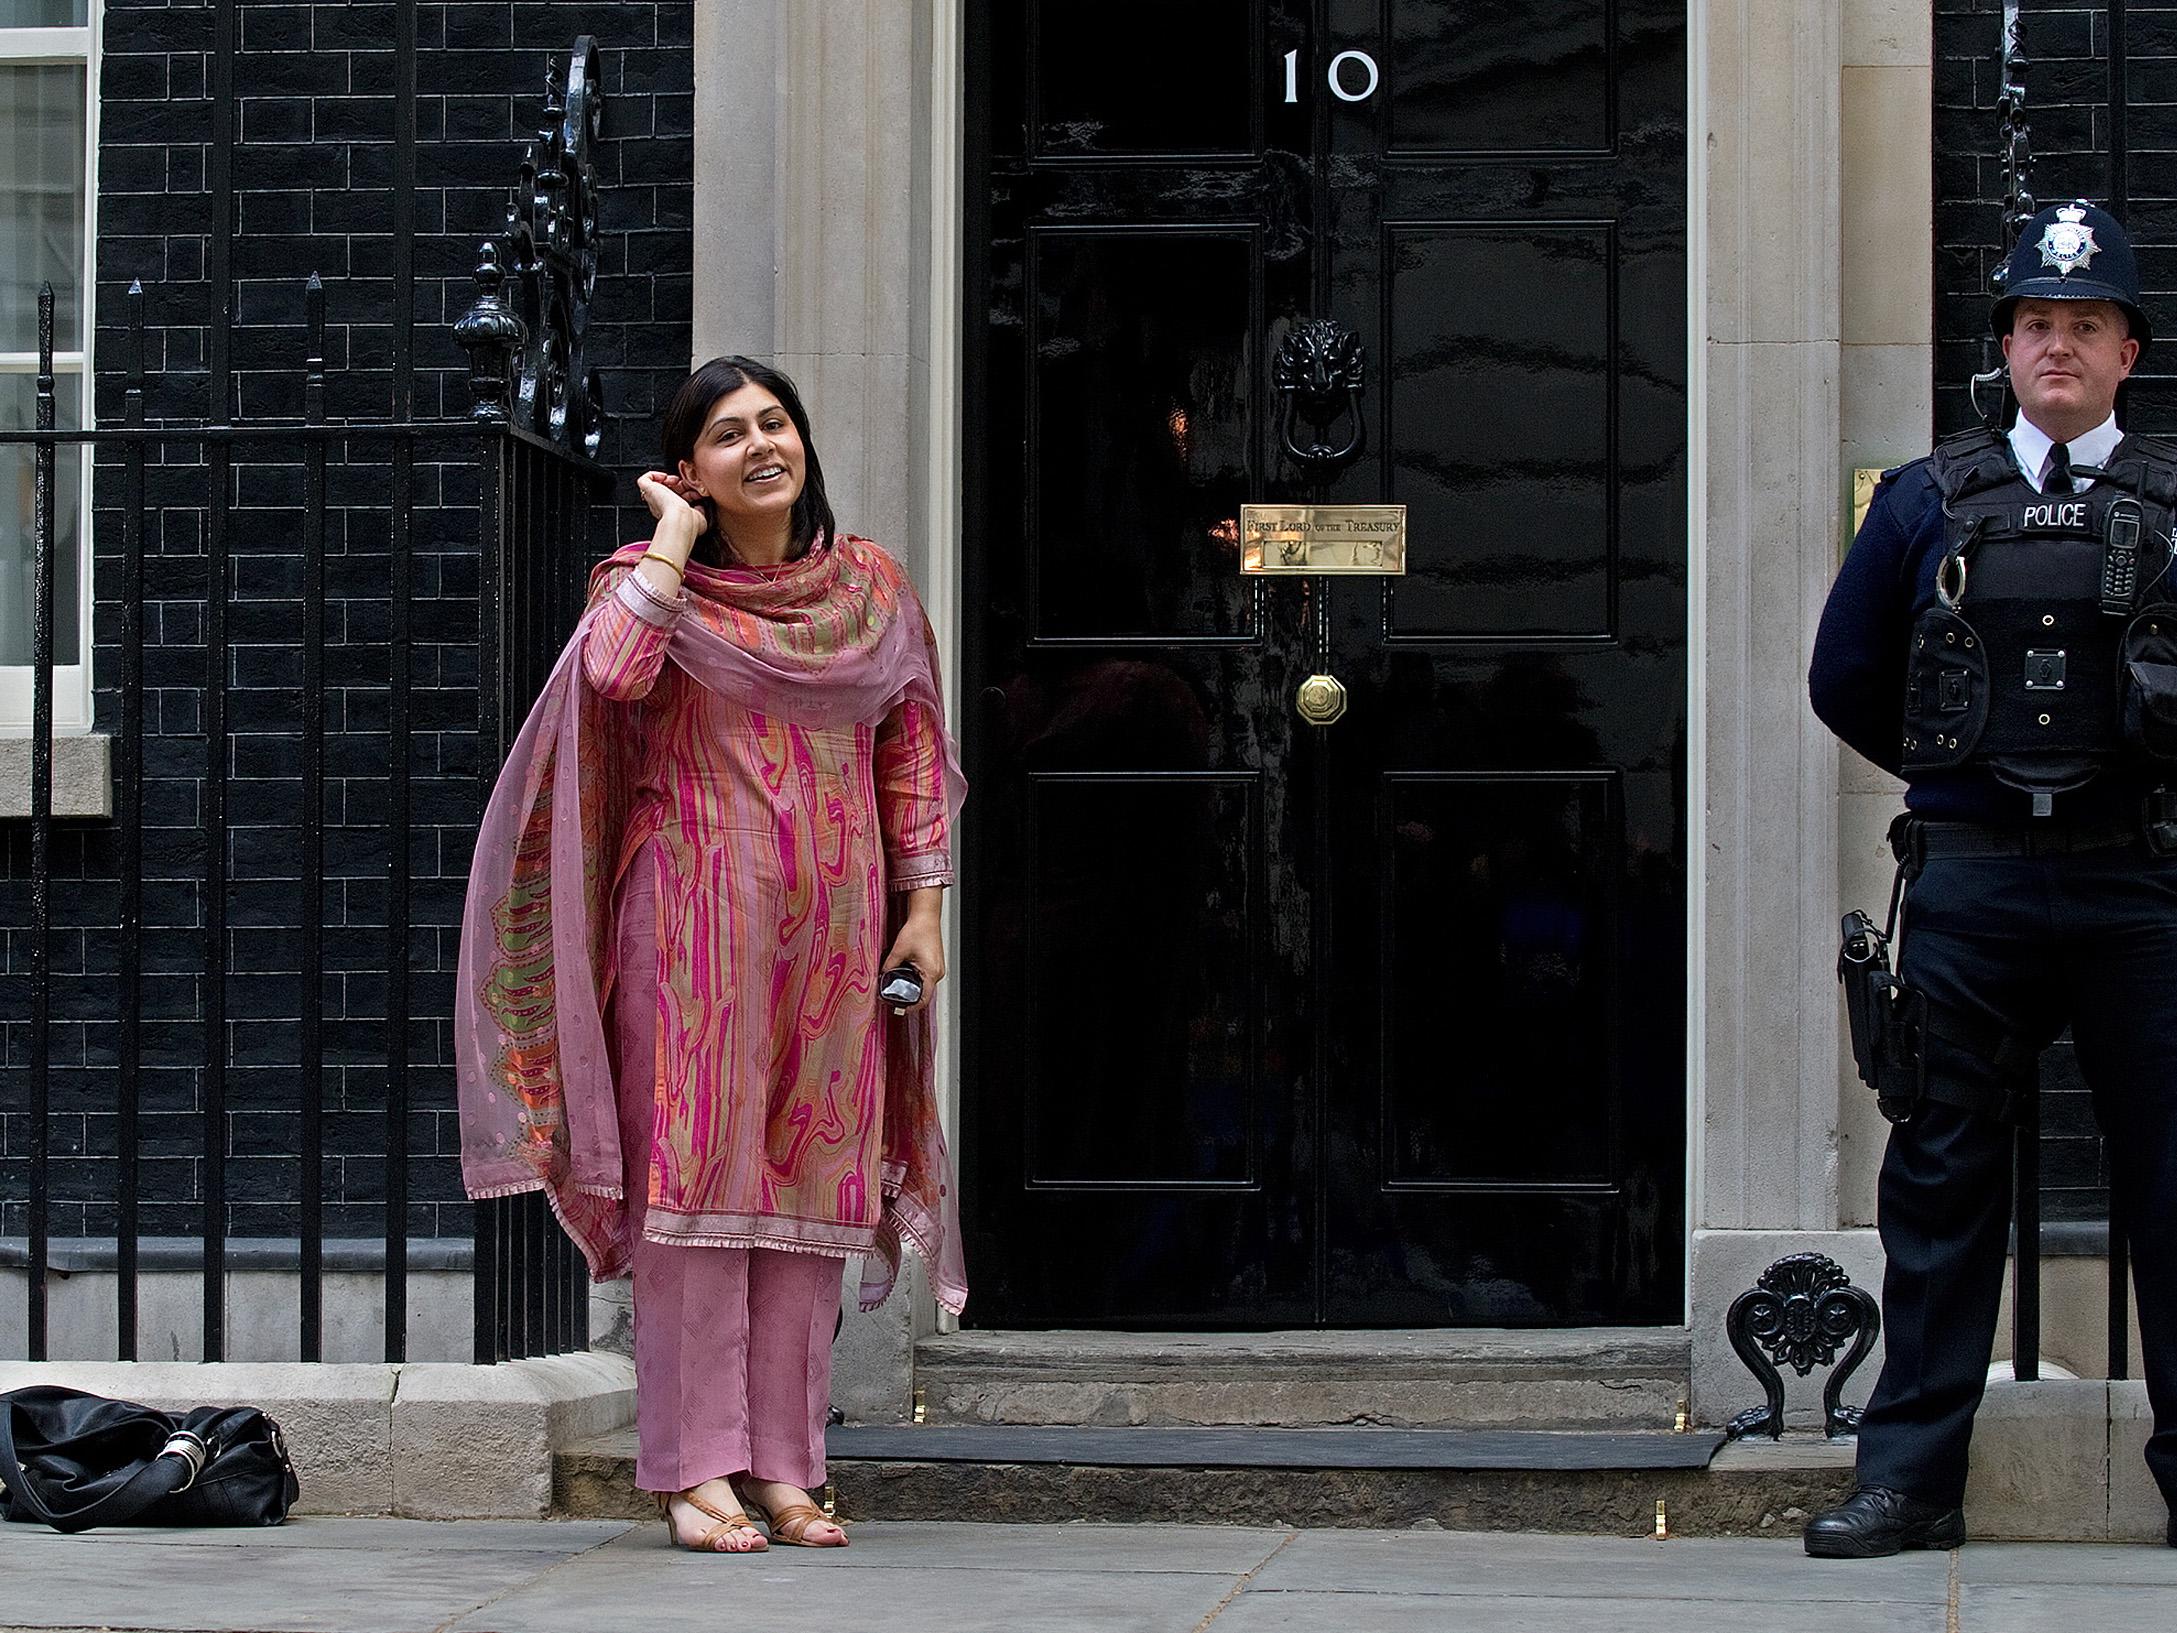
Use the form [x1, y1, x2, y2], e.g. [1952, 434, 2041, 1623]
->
[615, 845, 842, 1495]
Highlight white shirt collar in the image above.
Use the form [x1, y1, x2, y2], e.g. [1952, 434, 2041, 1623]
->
[2009, 411, 2121, 491]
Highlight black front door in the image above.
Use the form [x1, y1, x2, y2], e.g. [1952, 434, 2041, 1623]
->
[961, 1, 1687, 1328]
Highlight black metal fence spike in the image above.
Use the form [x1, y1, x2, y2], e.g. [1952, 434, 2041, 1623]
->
[27, 281, 56, 1362]
[300, 261, 328, 1361]
[117, 277, 147, 1360]
[456, 242, 524, 424]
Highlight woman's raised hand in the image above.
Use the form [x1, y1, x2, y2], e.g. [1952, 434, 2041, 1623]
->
[636, 470, 706, 532]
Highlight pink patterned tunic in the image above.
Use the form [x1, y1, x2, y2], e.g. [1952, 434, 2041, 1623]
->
[580, 557, 954, 1261]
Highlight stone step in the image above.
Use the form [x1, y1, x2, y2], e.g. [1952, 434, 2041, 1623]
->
[554, 1380, 2168, 1542]
[910, 1328, 1692, 1431]
[553, 1427, 1853, 1537]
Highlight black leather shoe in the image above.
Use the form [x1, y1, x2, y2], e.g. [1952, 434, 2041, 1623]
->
[1804, 1487, 1966, 1558]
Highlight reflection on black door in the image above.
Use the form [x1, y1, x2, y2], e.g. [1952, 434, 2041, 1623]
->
[962, 1, 1687, 1328]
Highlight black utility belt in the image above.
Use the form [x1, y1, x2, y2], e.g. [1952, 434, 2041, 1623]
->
[1889, 789, 2177, 869]
[1890, 813, 2145, 866]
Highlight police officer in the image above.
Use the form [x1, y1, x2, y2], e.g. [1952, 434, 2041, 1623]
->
[1806, 199, 2177, 1557]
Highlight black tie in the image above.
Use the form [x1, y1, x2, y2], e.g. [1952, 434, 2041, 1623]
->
[2043, 442, 2076, 494]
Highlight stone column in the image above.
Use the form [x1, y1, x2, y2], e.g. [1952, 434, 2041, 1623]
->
[692, 0, 950, 1424]
[1697, 0, 1844, 1237]
[1835, 0, 1933, 1226]
[1689, 0, 1861, 1419]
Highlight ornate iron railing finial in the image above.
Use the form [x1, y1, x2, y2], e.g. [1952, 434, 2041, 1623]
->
[454, 36, 606, 455]
[1972, 3, 2036, 424]
[1993, 1, 2037, 289]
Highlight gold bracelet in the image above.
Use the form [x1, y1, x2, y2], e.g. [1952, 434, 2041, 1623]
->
[638, 550, 686, 578]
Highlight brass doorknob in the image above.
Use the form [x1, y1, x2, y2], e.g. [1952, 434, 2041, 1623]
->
[1296, 672, 1347, 726]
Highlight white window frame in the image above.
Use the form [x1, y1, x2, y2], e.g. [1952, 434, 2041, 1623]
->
[1, 13, 99, 735]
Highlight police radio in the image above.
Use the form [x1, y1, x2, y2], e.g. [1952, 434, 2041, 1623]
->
[2102, 496, 2144, 615]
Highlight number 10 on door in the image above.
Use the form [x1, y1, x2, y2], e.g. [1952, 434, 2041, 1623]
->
[1284, 47, 1381, 104]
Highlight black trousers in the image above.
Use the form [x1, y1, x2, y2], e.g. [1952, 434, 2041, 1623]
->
[1854, 840, 2177, 1512]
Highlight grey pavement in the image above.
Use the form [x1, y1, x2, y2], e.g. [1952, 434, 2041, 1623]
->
[0, 1518, 2170, 1633]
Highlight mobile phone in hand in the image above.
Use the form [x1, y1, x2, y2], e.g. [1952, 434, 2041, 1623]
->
[878, 964, 924, 1007]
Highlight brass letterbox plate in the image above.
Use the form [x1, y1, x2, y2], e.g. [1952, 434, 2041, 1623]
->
[1239, 504, 1407, 575]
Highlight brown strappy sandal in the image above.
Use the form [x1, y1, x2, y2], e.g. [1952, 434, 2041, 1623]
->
[656, 1488, 768, 1553]
[737, 1486, 848, 1548]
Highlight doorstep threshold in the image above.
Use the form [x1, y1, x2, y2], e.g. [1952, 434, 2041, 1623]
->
[825, 1424, 1724, 1471]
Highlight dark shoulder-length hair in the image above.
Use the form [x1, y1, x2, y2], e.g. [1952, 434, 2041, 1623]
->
[660, 356, 837, 563]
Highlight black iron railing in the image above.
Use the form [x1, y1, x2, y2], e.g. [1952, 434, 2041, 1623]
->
[1966, 3, 2136, 1389]
[2010, 1123, 2134, 1383]
[4, 37, 613, 1366]
[3, 277, 604, 1366]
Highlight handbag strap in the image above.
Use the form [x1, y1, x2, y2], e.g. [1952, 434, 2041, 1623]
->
[0, 1414, 212, 1534]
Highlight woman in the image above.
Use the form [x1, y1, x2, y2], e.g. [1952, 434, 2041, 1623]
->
[455, 357, 967, 1555]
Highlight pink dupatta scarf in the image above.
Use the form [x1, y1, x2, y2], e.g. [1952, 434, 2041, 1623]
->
[454, 532, 968, 1314]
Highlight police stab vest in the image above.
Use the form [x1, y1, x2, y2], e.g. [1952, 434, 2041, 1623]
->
[1902, 426, 2177, 814]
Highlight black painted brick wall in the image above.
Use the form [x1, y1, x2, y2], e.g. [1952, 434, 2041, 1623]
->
[1936, 1, 2177, 436]
[0, 1, 692, 1245]
[1935, 1, 2177, 1222]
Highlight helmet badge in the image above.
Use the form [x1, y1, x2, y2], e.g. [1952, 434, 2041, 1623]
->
[2037, 204, 2101, 278]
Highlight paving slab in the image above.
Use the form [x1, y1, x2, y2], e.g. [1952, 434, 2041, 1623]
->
[441, 1527, 1244, 1633]
[0, 1517, 631, 1553]
[1213, 1591, 1948, 1633]
[0, 1517, 629, 1633]
[738, 1518, 1292, 1575]
[1956, 1541, 2177, 1587]
[1249, 1529, 1952, 1602]
[4, 1516, 2174, 1633]
[1956, 1585, 2174, 1633]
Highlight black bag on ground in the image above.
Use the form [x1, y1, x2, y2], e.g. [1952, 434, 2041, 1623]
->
[0, 1386, 298, 1532]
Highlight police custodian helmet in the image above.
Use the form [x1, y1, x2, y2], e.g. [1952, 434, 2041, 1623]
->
[1990, 198, 2154, 349]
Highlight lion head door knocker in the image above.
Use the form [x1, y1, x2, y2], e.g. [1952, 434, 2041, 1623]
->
[1273, 317, 1367, 483]
[1724, 1252, 1882, 1441]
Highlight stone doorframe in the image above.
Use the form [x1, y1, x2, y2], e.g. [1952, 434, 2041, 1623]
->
[691, 1, 1900, 1425]
[692, 0, 967, 1420]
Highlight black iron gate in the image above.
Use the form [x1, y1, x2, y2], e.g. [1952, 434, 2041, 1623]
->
[3, 39, 613, 1365]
